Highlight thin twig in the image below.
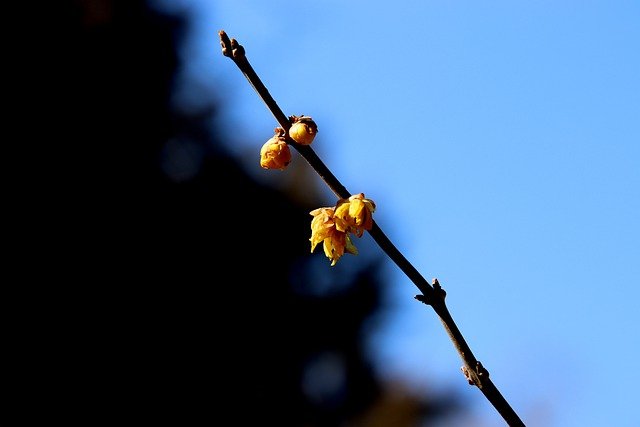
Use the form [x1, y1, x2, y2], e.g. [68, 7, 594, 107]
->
[219, 30, 525, 427]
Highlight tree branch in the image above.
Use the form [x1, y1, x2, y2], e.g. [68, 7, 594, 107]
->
[219, 30, 525, 427]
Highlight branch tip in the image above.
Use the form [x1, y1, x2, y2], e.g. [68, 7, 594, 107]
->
[230, 38, 245, 58]
[219, 30, 232, 57]
[219, 30, 245, 58]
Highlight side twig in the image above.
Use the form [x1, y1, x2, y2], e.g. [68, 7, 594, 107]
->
[219, 30, 525, 427]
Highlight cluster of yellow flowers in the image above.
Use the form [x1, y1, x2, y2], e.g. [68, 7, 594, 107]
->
[310, 193, 376, 266]
[259, 115, 376, 266]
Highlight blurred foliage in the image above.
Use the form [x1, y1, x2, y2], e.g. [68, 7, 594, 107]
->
[52, 0, 464, 425]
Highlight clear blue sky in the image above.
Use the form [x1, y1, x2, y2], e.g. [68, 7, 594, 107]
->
[154, 1, 640, 425]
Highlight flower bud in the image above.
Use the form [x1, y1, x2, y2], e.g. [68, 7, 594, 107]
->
[260, 128, 291, 170]
[288, 115, 318, 145]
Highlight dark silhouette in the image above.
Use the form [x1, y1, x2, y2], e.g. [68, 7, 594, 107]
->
[51, 1, 464, 424]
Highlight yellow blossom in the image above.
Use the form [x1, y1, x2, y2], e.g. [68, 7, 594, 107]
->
[260, 128, 291, 170]
[310, 207, 358, 266]
[309, 194, 375, 266]
[334, 193, 376, 237]
[309, 207, 336, 251]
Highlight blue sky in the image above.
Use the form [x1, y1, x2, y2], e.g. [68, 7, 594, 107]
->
[155, 1, 640, 425]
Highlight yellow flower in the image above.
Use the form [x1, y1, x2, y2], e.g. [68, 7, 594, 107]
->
[310, 207, 335, 250]
[260, 128, 291, 170]
[309, 194, 374, 266]
[334, 193, 376, 237]
[310, 207, 358, 266]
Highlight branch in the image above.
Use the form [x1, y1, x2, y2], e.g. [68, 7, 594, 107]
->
[219, 30, 525, 427]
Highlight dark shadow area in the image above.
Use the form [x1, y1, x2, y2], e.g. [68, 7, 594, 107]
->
[50, 1, 466, 425]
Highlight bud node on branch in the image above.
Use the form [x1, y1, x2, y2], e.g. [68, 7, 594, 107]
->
[462, 361, 490, 387]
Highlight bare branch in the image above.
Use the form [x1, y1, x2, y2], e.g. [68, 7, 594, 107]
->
[218, 29, 526, 427]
